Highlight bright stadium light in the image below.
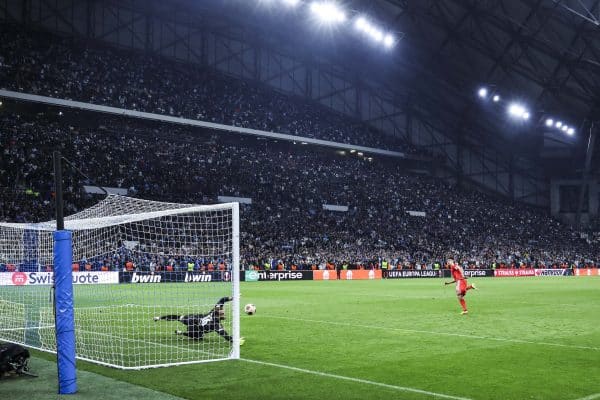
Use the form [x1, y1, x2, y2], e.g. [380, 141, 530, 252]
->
[544, 115, 576, 135]
[310, 2, 346, 24]
[492, 94, 500, 102]
[508, 103, 520, 116]
[354, 16, 367, 30]
[383, 33, 395, 48]
[353, 15, 396, 49]
[371, 28, 384, 42]
[507, 102, 529, 120]
[478, 87, 488, 98]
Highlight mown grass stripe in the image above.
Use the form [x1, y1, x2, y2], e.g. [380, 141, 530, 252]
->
[574, 394, 600, 400]
[263, 314, 600, 351]
[242, 358, 473, 400]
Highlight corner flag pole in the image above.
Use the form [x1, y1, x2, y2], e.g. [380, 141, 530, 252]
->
[53, 150, 77, 394]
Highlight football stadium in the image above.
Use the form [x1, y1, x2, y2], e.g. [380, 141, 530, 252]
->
[0, 1, 599, 399]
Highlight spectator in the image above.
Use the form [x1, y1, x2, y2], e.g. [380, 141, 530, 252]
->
[1, 109, 598, 270]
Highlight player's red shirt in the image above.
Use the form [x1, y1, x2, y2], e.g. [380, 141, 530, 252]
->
[451, 265, 465, 281]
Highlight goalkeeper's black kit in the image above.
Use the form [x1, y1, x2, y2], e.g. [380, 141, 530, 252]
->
[155, 296, 233, 342]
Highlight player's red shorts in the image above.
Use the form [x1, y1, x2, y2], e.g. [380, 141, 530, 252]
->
[455, 279, 467, 296]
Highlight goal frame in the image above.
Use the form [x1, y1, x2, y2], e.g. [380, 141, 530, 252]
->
[0, 198, 241, 372]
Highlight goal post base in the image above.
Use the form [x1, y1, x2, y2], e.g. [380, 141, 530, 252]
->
[54, 229, 77, 394]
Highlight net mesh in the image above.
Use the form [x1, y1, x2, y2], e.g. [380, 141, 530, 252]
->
[0, 195, 240, 369]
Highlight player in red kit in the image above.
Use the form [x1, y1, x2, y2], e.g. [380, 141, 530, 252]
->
[444, 259, 476, 314]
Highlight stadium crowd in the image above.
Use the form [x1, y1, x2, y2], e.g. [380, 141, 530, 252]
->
[0, 26, 422, 155]
[1, 25, 598, 271]
[1, 109, 599, 272]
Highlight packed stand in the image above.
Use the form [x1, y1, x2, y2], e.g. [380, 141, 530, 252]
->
[1, 109, 598, 272]
[0, 26, 424, 155]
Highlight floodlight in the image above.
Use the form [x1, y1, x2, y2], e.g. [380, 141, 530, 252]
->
[561, 125, 568, 132]
[492, 95, 500, 102]
[371, 29, 384, 42]
[555, 121, 563, 128]
[478, 87, 488, 98]
[545, 118, 554, 127]
[350, 149, 356, 153]
[310, 2, 346, 23]
[357, 152, 364, 156]
[354, 16, 367, 30]
[354, 16, 396, 48]
[383, 34, 395, 48]
[507, 102, 528, 119]
[567, 128, 575, 135]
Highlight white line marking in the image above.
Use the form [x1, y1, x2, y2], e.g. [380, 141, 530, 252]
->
[242, 358, 472, 400]
[574, 394, 600, 400]
[264, 315, 600, 351]
[512, 301, 600, 308]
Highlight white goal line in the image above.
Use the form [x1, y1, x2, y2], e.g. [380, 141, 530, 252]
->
[0, 325, 54, 332]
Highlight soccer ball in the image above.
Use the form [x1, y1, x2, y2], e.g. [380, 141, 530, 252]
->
[244, 304, 256, 315]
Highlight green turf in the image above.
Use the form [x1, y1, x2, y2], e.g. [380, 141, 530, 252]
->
[4, 277, 600, 400]
[0, 356, 184, 400]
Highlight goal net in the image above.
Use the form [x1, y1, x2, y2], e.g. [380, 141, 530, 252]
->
[0, 195, 240, 369]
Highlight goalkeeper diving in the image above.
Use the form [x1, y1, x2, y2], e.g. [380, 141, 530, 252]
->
[154, 296, 244, 344]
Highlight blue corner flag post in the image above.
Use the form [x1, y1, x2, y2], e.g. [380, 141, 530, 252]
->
[54, 229, 77, 394]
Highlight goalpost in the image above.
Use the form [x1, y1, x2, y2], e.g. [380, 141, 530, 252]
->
[0, 195, 240, 371]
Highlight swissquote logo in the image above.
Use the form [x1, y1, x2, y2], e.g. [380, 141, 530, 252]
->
[12, 272, 28, 286]
[131, 272, 161, 283]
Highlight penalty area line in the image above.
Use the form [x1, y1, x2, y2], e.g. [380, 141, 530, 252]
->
[574, 394, 600, 400]
[264, 315, 600, 352]
[241, 358, 473, 400]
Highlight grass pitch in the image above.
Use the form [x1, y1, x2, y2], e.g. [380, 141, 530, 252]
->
[3, 277, 599, 400]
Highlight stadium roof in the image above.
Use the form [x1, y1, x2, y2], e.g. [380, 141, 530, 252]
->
[373, 0, 599, 116]
[5, 0, 600, 179]
[365, 0, 600, 174]
[205, 0, 600, 177]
